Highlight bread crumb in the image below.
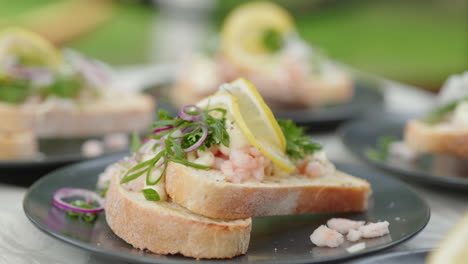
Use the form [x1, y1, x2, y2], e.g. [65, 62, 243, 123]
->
[346, 242, 366, 253]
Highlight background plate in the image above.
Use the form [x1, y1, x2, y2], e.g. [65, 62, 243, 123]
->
[24, 154, 429, 264]
[0, 138, 128, 186]
[340, 113, 468, 191]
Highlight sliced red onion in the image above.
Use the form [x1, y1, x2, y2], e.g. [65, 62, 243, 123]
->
[64, 49, 112, 89]
[184, 124, 208, 152]
[153, 126, 174, 135]
[52, 188, 104, 214]
[178, 105, 202, 121]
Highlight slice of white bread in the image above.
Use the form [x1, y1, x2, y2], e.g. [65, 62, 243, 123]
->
[404, 120, 468, 158]
[0, 130, 37, 159]
[105, 171, 252, 259]
[171, 72, 353, 109]
[165, 163, 371, 220]
[0, 94, 155, 138]
[36, 93, 155, 138]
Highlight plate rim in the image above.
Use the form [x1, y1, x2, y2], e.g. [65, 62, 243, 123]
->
[339, 116, 468, 190]
[355, 248, 430, 263]
[23, 156, 431, 264]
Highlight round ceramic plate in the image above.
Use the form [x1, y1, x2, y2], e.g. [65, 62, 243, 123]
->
[23, 154, 429, 264]
[354, 249, 429, 264]
[0, 138, 128, 186]
[156, 81, 383, 129]
[340, 113, 468, 191]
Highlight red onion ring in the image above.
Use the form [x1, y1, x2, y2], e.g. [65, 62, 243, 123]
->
[52, 188, 104, 214]
[183, 124, 208, 152]
[153, 126, 174, 135]
[178, 105, 202, 121]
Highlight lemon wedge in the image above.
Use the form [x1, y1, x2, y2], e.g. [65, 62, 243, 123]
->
[198, 80, 295, 173]
[427, 212, 468, 264]
[221, 1, 294, 73]
[0, 27, 61, 69]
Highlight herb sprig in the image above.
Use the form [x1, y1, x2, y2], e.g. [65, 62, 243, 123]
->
[424, 96, 468, 124]
[120, 108, 230, 200]
[365, 136, 397, 162]
[66, 200, 98, 223]
[278, 119, 322, 160]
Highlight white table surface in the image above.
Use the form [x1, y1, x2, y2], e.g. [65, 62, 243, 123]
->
[1, 77, 467, 264]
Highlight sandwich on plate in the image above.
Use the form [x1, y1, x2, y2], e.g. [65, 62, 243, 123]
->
[0, 28, 155, 159]
[404, 71, 468, 159]
[171, 1, 353, 109]
[96, 78, 371, 259]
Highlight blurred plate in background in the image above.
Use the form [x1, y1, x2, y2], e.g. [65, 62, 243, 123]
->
[340, 113, 468, 191]
[149, 77, 383, 130]
[0, 138, 129, 186]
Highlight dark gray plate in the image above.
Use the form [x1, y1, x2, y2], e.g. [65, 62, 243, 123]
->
[23, 154, 429, 264]
[355, 248, 429, 264]
[156, 82, 383, 129]
[0, 138, 128, 186]
[340, 113, 468, 191]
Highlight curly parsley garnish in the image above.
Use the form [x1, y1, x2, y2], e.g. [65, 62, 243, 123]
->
[278, 119, 322, 160]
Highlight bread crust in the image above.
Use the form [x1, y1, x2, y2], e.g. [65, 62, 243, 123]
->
[404, 120, 468, 158]
[105, 173, 251, 259]
[166, 163, 371, 220]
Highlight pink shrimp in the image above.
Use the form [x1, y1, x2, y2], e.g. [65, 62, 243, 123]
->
[220, 146, 271, 183]
[310, 225, 345, 248]
[297, 158, 326, 178]
[327, 218, 366, 234]
[346, 229, 362, 242]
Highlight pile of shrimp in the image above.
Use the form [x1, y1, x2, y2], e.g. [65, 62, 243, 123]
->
[189, 145, 330, 183]
[310, 218, 390, 248]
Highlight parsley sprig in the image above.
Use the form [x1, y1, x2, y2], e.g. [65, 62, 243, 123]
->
[424, 96, 468, 124]
[120, 108, 230, 200]
[278, 119, 322, 160]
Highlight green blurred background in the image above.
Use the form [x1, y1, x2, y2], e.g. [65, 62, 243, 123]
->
[0, 0, 466, 90]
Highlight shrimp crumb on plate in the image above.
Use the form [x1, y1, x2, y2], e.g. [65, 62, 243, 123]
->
[359, 221, 390, 238]
[346, 228, 362, 242]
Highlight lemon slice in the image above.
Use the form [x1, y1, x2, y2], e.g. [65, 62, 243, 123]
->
[198, 81, 295, 173]
[0, 27, 61, 69]
[220, 78, 286, 150]
[427, 213, 468, 264]
[221, 1, 294, 73]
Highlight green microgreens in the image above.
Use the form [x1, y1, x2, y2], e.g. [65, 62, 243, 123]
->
[142, 188, 160, 201]
[121, 108, 230, 201]
[131, 132, 142, 153]
[365, 136, 397, 162]
[424, 96, 468, 124]
[66, 200, 98, 223]
[278, 119, 322, 160]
